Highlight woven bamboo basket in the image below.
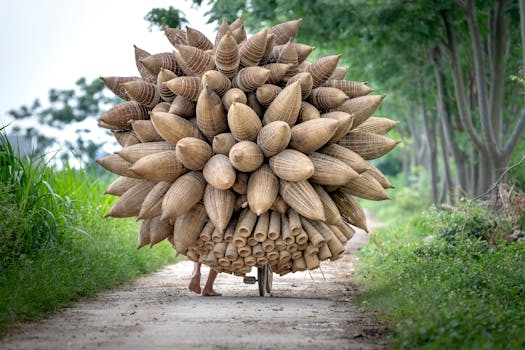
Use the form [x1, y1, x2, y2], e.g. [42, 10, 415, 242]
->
[97, 16, 399, 278]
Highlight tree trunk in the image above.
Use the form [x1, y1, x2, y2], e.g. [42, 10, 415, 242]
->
[478, 152, 494, 196]
[470, 149, 480, 195]
[458, 0, 524, 196]
[444, 112, 469, 192]
[440, 175, 449, 204]
[439, 117, 455, 205]
[420, 80, 439, 205]
[488, 0, 509, 144]
[521, 0, 525, 83]
[462, 1, 499, 155]
[442, 9, 502, 196]
[401, 147, 411, 187]
[396, 125, 413, 187]
[441, 10, 483, 150]
[430, 47, 468, 196]
[502, 0, 525, 161]
[405, 106, 427, 168]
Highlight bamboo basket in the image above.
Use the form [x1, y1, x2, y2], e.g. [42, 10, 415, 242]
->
[96, 16, 399, 278]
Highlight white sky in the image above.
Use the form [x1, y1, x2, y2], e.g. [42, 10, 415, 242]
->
[0, 0, 216, 148]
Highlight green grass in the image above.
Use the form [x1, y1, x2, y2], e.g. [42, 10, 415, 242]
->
[0, 130, 178, 332]
[357, 201, 525, 349]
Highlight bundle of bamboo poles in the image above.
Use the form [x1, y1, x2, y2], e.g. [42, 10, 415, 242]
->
[97, 17, 399, 276]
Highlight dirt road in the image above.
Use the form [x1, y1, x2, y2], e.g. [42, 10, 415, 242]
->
[2, 221, 388, 350]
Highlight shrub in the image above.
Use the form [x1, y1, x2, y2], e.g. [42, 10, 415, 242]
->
[357, 201, 525, 349]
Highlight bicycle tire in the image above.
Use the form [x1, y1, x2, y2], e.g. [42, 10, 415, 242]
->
[265, 265, 273, 294]
[257, 267, 266, 296]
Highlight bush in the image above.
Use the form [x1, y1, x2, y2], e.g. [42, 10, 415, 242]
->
[429, 202, 509, 244]
[357, 202, 525, 349]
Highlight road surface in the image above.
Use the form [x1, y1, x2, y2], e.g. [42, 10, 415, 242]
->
[2, 221, 388, 350]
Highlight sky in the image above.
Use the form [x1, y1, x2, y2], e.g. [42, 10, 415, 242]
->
[0, 0, 216, 151]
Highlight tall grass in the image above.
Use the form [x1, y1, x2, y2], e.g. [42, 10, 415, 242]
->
[0, 130, 178, 332]
[0, 130, 69, 268]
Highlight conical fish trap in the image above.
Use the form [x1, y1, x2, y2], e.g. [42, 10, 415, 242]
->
[97, 17, 399, 276]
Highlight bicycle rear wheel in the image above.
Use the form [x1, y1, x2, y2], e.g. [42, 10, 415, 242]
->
[265, 265, 273, 294]
[257, 267, 266, 296]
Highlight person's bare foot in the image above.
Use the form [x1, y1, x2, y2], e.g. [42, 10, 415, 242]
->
[202, 289, 222, 296]
[188, 274, 201, 294]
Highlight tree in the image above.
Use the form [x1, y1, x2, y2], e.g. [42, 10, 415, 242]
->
[439, 1, 525, 195]
[173, 0, 525, 200]
[144, 6, 188, 31]
[8, 78, 121, 164]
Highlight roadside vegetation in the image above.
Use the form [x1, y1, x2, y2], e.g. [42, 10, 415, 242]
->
[3, 1, 524, 346]
[0, 130, 177, 333]
[358, 175, 525, 349]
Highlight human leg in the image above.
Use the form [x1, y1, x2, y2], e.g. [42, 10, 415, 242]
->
[202, 269, 221, 296]
[188, 262, 202, 294]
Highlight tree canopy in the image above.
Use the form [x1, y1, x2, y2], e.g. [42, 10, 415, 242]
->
[8, 78, 121, 163]
[144, 6, 188, 31]
[9, 0, 524, 200]
[145, 0, 525, 200]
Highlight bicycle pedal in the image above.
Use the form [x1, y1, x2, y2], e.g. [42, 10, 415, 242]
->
[243, 276, 257, 284]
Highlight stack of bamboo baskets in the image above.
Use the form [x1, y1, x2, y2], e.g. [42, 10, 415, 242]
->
[96, 17, 399, 276]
